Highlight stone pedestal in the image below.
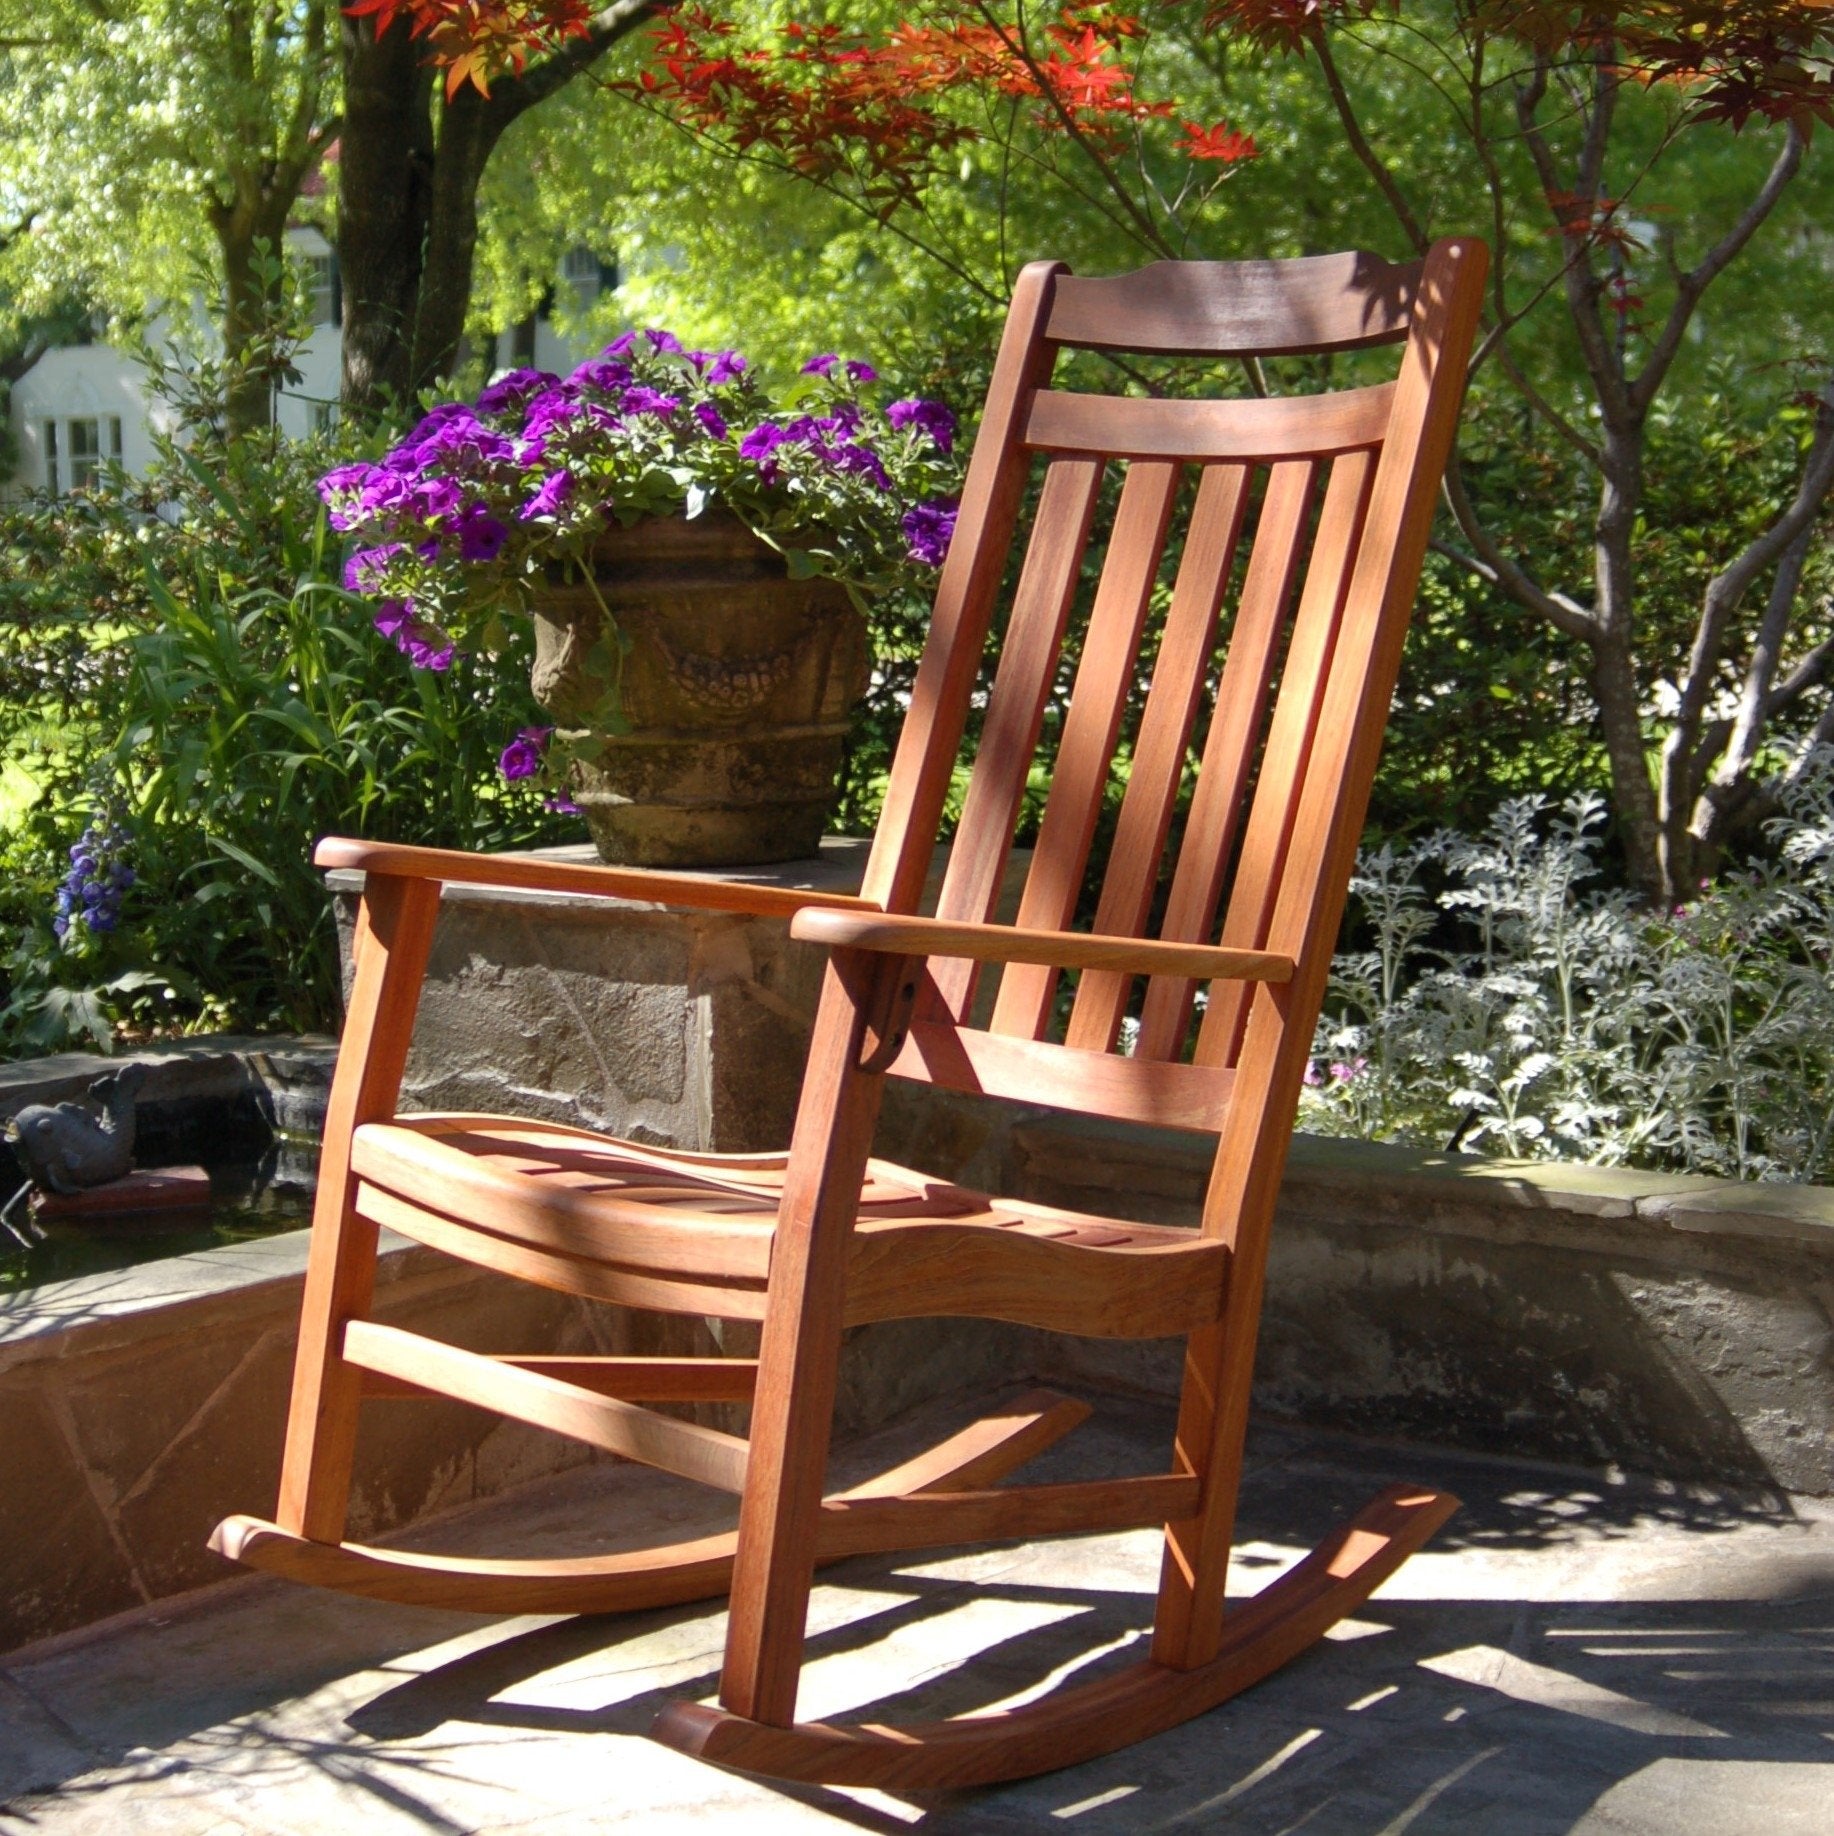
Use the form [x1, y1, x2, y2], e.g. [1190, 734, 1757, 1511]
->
[328, 838, 1022, 1153]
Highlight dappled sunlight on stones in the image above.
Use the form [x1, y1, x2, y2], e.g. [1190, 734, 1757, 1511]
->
[2, 1393, 1831, 1832]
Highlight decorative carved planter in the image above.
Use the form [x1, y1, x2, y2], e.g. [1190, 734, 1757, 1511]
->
[530, 512, 870, 867]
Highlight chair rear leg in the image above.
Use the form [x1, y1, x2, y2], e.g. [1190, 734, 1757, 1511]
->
[274, 874, 440, 1544]
[1150, 1315, 1258, 1669]
[719, 955, 899, 1725]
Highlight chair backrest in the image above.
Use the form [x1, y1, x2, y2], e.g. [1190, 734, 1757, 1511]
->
[863, 241, 1488, 1136]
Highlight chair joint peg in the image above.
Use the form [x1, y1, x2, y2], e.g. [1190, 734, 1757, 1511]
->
[850, 950, 922, 1073]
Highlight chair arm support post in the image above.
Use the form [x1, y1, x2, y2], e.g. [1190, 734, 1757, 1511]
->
[277, 871, 442, 1542]
[314, 837, 880, 924]
[791, 908, 1295, 985]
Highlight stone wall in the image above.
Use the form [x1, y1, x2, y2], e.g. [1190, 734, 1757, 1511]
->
[1005, 1118, 1834, 1499]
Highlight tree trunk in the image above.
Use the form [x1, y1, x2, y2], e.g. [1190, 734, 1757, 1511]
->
[337, 4, 656, 421]
[409, 87, 498, 395]
[1587, 427, 1670, 902]
[213, 193, 299, 440]
[338, 14, 436, 420]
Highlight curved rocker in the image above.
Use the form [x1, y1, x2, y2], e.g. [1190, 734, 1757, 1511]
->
[210, 1389, 1091, 1617]
[652, 1483, 1457, 1790]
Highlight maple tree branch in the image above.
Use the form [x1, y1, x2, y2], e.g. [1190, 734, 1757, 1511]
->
[1768, 632, 1834, 720]
[1309, 22, 1428, 256]
[1436, 458, 1597, 641]
[611, 84, 1007, 308]
[1667, 378, 1834, 822]
[1629, 120, 1804, 418]
[967, 0, 1175, 259]
[1515, 49, 1629, 427]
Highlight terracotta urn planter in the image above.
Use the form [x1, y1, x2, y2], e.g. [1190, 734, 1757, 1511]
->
[529, 512, 870, 867]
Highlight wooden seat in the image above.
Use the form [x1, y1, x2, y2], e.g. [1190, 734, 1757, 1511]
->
[350, 1115, 1227, 1336]
[213, 236, 1488, 1789]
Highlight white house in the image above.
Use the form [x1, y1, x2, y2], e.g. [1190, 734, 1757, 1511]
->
[7, 231, 611, 495]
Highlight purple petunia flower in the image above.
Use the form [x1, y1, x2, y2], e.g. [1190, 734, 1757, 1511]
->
[845, 359, 877, 383]
[477, 367, 560, 414]
[801, 353, 839, 376]
[318, 462, 373, 503]
[373, 599, 412, 641]
[518, 471, 574, 521]
[342, 543, 406, 592]
[693, 402, 729, 440]
[409, 476, 462, 520]
[499, 726, 551, 782]
[645, 327, 684, 354]
[840, 444, 893, 490]
[621, 385, 680, 419]
[456, 504, 510, 563]
[704, 350, 748, 386]
[569, 357, 633, 394]
[543, 792, 581, 814]
[887, 397, 956, 454]
[603, 331, 639, 356]
[739, 423, 787, 462]
[401, 627, 456, 671]
[902, 497, 958, 568]
[374, 601, 456, 671]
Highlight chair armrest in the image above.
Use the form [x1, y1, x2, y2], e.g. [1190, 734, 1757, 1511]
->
[789, 908, 1295, 983]
[313, 838, 880, 922]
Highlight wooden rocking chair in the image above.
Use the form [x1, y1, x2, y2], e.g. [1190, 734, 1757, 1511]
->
[213, 236, 1487, 1789]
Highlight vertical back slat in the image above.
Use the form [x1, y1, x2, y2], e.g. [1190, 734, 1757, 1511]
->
[990, 460, 1182, 1039]
[861, 261, 1065, 919]
[1063, 463, 1251, 1053]
[929, 456, 1105, 1018]
[1133, 459, 1319, 1061]
[1192, 446, 1378, 1069]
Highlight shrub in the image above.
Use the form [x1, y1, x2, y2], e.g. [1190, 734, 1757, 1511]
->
[0, 325, 568, 1052]
[1302, 762, 1834, 1183]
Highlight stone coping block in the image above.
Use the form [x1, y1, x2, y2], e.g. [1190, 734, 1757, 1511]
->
[0, 1036, 337, 1188]
[1007, 1116, 1834, 1247]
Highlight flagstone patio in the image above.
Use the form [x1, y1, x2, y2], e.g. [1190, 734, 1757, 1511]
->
[2, 1389, 1830, 1835]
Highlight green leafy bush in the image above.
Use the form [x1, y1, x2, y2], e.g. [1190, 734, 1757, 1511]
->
[0, 330, 569, 1052]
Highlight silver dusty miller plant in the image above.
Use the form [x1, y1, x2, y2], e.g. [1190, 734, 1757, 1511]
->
[1302, 752, 1834, 1182]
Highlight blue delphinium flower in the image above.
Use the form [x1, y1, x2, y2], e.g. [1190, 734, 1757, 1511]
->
[55, 821, 135, 944]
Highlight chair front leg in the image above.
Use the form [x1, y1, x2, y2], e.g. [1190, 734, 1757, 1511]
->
[277, 872, 441, 1544]
[719, 947, 911, 1726]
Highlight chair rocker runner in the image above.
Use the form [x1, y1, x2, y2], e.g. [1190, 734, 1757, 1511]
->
[213, 236, 1488, 1789]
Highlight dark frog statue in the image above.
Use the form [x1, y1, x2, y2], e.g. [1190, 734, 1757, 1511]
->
[1, 1064, 148, 1246]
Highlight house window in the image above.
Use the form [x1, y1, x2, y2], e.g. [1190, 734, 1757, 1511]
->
[302, 251, 340, 327]
[44, 416, 122, 495]
[562, 245, 615, 309]
[311, 400, 338, 434]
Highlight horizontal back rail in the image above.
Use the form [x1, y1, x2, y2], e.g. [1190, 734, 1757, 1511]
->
[889, 1020, 1232, 1133]
[1043, 250, 1421, 357]
[1025, 384, 1395, 464]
